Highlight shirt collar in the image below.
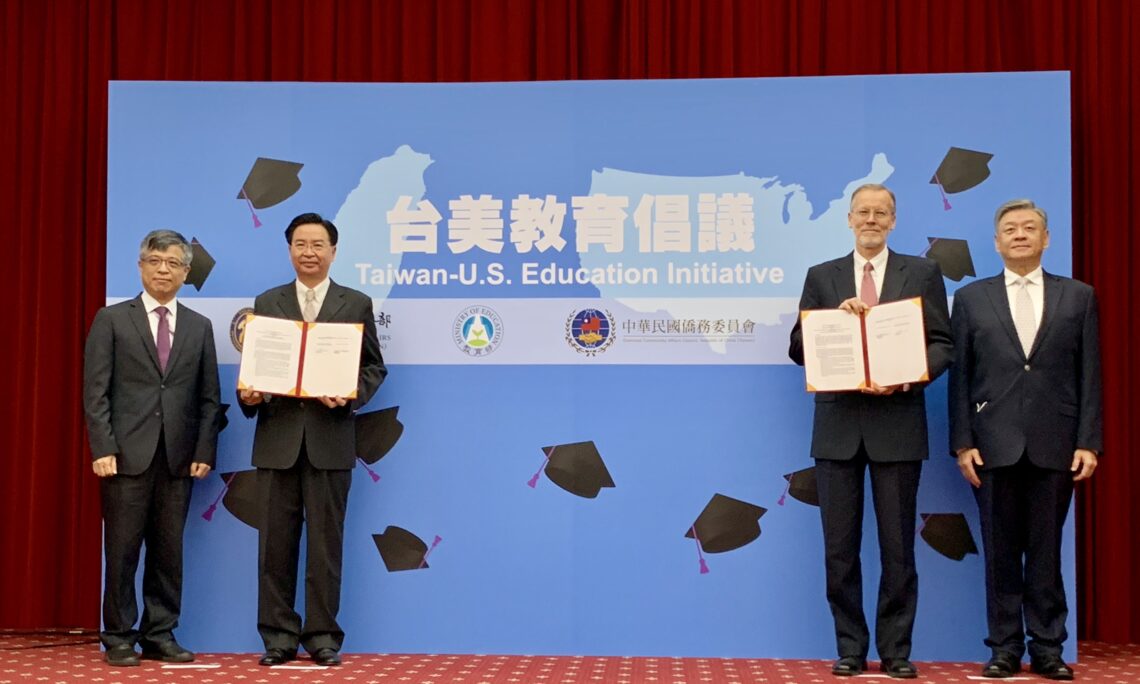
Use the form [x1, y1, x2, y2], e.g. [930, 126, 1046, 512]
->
[1003, 266, 1043, 286]
[295, 278, 331, 299]
[854, 249, 889, 273]
[140, 291, 177, 314]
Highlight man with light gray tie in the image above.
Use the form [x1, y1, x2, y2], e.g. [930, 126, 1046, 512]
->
[84, 230, 220, 666]
[949, 199, 1102, 680]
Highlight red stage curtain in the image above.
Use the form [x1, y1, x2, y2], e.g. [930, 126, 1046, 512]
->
[2, 0, 1137, 642]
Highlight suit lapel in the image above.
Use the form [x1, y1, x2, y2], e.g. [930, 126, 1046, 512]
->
[879, 250, 908, 303]
[982, 275, 1025, 357]
[163, 302, 193, 375]
[276, 283, 304, 321]
[1032, 271, 1064, 358]
[317, 281, 349, 322]
[831, 255, 857, 303]
[127, 296, 162, 374]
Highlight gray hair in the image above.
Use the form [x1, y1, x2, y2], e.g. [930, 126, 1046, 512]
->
[850, 183, 896, 213]
[994, 199, 1048, 234]
[138, 229, 193, 265]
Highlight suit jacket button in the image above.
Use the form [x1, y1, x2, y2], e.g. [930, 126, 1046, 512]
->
[1024, 364, 1031, 371]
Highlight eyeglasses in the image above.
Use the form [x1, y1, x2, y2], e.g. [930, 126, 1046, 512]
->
[291, 241, 330, 254]
[141, 256, 189, 270]
[853, 209, 892, 220]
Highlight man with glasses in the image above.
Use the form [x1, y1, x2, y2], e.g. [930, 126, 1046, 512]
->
[789, 184, 953, 679]
[83, 229, 221, 666]
[238, 212, 386, 667]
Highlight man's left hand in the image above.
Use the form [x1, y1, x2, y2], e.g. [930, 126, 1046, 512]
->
[190, 462, 212, 479]
[1071, 449, 1098, 481]
[318, 396, 348, 409]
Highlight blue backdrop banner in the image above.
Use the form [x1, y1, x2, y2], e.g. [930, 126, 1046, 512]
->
[106, 72, 1072, 659]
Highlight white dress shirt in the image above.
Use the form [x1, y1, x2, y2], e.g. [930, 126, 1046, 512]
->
[853, 249, 889, 301]
[295, 278, 331, 319]
[140, 291, 177, 347]
[1004, 266, 1044, 329]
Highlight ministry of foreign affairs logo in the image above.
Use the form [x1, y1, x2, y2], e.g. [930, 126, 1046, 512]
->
[453, 305, 503, 357]
[566, 308, 616, 356]
[229, 307, 255, 352]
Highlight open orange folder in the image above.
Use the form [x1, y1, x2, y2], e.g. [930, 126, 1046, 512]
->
[237, 314, 363, 398]
[799, 297, 929, 392]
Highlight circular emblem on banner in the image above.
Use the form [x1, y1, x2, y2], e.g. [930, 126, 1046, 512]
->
[230, 307, 255, 352]
[453, 305, 503, 357]
[566, 308, 616, 356]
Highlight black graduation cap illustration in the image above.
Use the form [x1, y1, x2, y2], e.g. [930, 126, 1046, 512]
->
[526, 441, 615, 498]
[372, 526, 442, 572]
[778, 466, 819, 507]
[918, 513, 978, 561]
[355, 406, 405, 483]
[930, 147, 993, 210]
[217, 403, 230, 433]
[200, 470, 260, 529]
[185, 237, 216, 291]
[684, 494, 767, 573]
[237, 157, 304, 226]
[924, 237, 976, 282]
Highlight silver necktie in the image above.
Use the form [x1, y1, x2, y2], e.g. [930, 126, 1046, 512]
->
[303, 289, 318, 323]
[1013, 277, 1036, 356]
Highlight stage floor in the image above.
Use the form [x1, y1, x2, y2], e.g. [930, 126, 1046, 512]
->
[1, 633, 1137, 683]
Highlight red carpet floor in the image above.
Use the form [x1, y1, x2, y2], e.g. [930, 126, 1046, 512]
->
[1, 633, 1137, 683]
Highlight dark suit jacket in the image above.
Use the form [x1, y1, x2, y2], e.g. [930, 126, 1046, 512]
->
[239, 281, 387, 470]
[949, 271, 1102, 471]
[789, 250, 954, 462]
[84, 296, 221, 475]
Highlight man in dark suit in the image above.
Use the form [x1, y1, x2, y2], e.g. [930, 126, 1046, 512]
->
[83, 229, 221, 666]
[949, 199, 1101, 681]
[789, 184, 953, 679]
[239, 212, 386, 667]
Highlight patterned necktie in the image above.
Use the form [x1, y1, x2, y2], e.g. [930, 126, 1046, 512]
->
[859, 262, 878, 307]
[303, 289, 318, 323]
[1014, 277, 1036, 356]
[155, 306, 171, 372]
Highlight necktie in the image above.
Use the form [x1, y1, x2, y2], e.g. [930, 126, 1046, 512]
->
[303, 289, 318, 323]
[1014, 277, 1036, 356]
[859, 262, 878, 307]
[155, 306, 171, 372]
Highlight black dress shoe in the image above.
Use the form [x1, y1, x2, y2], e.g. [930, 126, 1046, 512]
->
[105, 644, 140, 667]
[982, 652, 1021, 678]
[258, 648, 297, 666]
[831, 655, 866, 676]
[880, 657, 918, 679]
[141, 639, 194, 663]
[311, 647, 341, 666]
[1030, 655, 1074, 681]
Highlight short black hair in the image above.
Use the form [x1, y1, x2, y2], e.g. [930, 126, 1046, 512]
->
[285, 212, 339, 245]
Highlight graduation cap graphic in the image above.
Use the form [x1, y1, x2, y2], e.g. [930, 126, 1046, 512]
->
[185, 238, 216, 291]
[918, 513, 978, 561]
[200, 470, 260, 529]
[237, 157, 304, 227]
[778, 466, 819, 507]
[922, 237, 976, 282]
[931, 147, 993, 210]
[685, 493, 767, 573]
[372, 526, 442, 572]
[526, 441, 615, 498]
[355, 406, 405, 483]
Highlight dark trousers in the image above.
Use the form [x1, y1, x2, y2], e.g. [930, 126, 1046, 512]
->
[257, 441, 352, 654]
[815, 448, 922, 661]
[100, 447, 192, 649]
[975, 456, 1073, 660]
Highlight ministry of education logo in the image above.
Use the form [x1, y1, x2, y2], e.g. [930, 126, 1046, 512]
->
[229, 307, 255, 352]
[566, 308, 616, 356]
[453, 305, 503, 357]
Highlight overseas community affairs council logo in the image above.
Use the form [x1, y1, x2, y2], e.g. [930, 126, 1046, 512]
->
[229, 307, 255, 352]
[453, 305, 503, 357]
[566, 308, 616, 356]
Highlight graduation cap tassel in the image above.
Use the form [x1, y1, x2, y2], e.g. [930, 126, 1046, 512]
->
[934, 174, 953, 211]
[526, 448, 554, 488]
[418, 535, 443, 569]
[201, 472, 237, 521]
[241, 188, 263, 228]
[690, 526, 710, 574]
[777, 478, 791, 506]
[357, 457, 381, 483]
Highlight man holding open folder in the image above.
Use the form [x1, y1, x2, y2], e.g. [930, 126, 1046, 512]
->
[238, 212, 387, 667]
[788, 184, 953, 679]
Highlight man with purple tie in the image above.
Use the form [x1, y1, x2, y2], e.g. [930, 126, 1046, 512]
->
[84, 230, 220, 666]
[789, 184, 953, 679]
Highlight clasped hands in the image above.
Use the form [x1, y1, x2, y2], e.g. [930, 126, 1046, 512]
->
[239, 388, 347, 409]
